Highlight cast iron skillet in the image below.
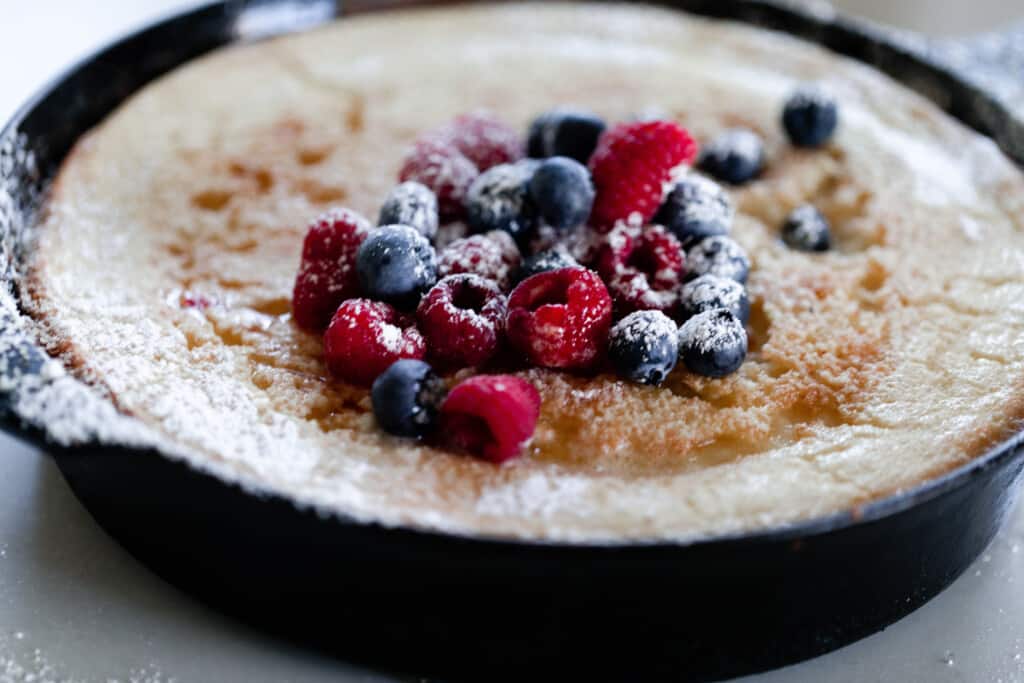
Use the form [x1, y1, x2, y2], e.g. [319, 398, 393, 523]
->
[2, 1, 1023, 680]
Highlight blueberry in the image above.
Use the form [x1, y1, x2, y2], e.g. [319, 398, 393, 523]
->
[697, 128, 764, 185]
[655, 175, 734, 246]
[678, 308, 747, 378]
[686, 236, 750, 284]
[371, 359, 447, 438]
[516, 248, 579, 284]
[527, 109, 606, 164]
[782, 86, 838, 148]
[608, 310, 679, 386]
[356, 224, 438, 309]
[680, 274, 750, 324]
[528, 157, 594, 232]
[464, 160, 538, 242]
[378, 181, 439, 240]
[781, 204, 831, 252]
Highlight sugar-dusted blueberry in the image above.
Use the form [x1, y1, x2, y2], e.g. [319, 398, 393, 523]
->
[686, 235, 750, 284]
[781, 204, 831, 252]
[516, 248, 579, 284]
[371, 359, 447, 438]
[697, 128, 764, 185]
[608, 310, 680, 386]
[655, 174, 734, 246]
[528, 156, 594, 232]
[680, 274, 750, 324]
[678, 308, 748, 378]
[527, 108, 607, 164]
[782, 86, 839, 148]
[378, 181, 439, 240]
[464, 160, 538, 242]
[356, 224, 438, 309]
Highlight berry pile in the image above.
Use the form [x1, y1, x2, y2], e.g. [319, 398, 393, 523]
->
[290, 89, 841, 463]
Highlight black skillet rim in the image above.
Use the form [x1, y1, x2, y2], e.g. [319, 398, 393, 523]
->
[1, 0, 1023, 551]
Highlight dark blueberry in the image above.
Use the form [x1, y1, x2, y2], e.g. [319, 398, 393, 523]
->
[356, 224, 438, 309]
[464, 160, 538, 243]
[781, 204, 831, 252]
[378, 181, 439, 240]
[678, 308, 747, 378]
[680, 274, 750, 324]
[527, 109, 607, 164]
[515, 248, 579, 284]
[371, 359, 447, 438]
[655, 175, 734, 246]
[528, 157, 594, 232]
[686, 236, 750, 284]
[782, 86, 839, 148]
[608, 310, 679, 386]
[697, 128, 764, 185]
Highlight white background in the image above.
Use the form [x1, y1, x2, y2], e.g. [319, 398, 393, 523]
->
[1, 2, 1023, 682]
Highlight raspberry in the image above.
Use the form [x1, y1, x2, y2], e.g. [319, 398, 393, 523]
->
[437, 230, 521, 291]
[291, 208, 372, 332]
[507, 267, 612, 370]
[438, 375, 541, 463]
[417, 274, 508, 371]
[399, 138, 478, 220]
[439, 111, 524, 171]
[596, 223, 687, 317]
[324, 299, 426, 386]
[588, 120, 698, 230]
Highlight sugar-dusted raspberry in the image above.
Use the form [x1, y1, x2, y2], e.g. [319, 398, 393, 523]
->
[439, 111, 524, 171]
[596, 223, 687, 317]
[588, 120, 698, 230]
[324, 299, 426, 386]
[398, 138, 478, 220]
[507, 267, 612, 370]
[292, 208, 372, 332]
[438, 374, 541, 463]
[437, 230, 521, 291]
[417, 274, 508, 371]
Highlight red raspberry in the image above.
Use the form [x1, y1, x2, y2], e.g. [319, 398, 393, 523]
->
[596, 223, 687, 317]
[439, 111, 524, 171]
[399, 138, 478, 220]
[292, 208, 372, 331]
[507, 267, 612, 370]
[417, 274, 508, 371]
[324, 299, 426, 386]
[588, 121, 698, 231]
[437, 230, 521, 291]
[439, 375, 541, 463]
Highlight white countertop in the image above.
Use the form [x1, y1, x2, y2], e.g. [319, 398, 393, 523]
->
[2, 2, 1023, 681]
